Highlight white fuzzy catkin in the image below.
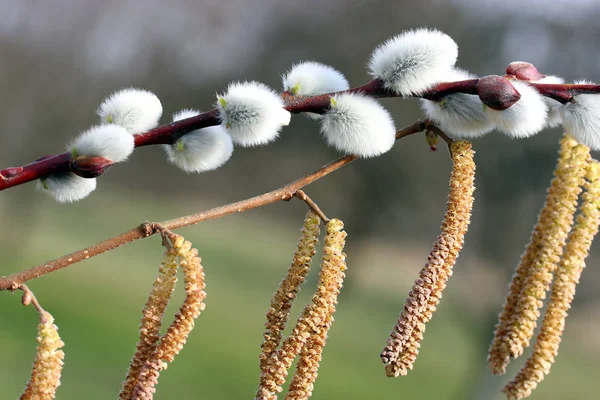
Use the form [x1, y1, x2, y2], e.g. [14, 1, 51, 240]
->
[97, 88, 163, 134]
[484, 80, 548, 138]
[217, 81, 291, 147]
[368, 28, 458, 96]
[163, 109, 234, 172]
[419, 68, 493, 138]
[319, 93, 396, 157]
[560, 80, 600, 150]
[538, 75, 565, 128]
[37, 173, 97, 203]
[68, 124, 134, 162]
[282, 61, 349, 96]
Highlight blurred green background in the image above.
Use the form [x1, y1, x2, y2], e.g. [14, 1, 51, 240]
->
[1, 1, 599, 399]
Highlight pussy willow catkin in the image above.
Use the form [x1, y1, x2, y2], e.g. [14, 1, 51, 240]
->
[382, 140, 475, 377]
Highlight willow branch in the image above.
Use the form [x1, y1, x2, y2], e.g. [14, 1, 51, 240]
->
[4, 74, 588, 191]
[0, 120, 429, 291]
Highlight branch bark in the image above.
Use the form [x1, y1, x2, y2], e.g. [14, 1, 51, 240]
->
[0, 120, 428, 291]
[5, 75, 582, 191]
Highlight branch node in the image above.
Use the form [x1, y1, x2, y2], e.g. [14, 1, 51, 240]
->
[20, 284, 46, 315]
[151, 222, 176, 249]
[140, 221, 154, 237]
[294, 190, 330, 223]
[424, 123, 454, 157]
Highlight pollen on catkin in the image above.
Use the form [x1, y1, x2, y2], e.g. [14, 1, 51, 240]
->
[217, 81, 291, 147]
[488, 135, 589, 375]
[419, 68, 494, 138]
[68, 124, 134, 163]
[37, 172, 97, 203]
[97, 88, 163, 134]
[502, 159, 600, 400]
[163, 109, 234, 173]
[20, 311, 65, 400]
[119, 246, 179, 400]
[319, 93, 396, 158]
[560, 80, 600, 150]
[256, 219, 346, 400]
[368, 28, 458, 96]
[132, 235, 206, 399]
[484, 79, 548, 138]
[382, 140, 475, 377]
[259, 211, 321, 372]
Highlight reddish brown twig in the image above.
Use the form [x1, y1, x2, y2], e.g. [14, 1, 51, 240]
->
[6, 75, 587, 192]
[292, 190, 329, 223]
[0, 121, 429, 291]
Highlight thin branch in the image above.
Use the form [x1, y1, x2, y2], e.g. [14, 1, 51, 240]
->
[20, 284, 46, 316]
[4, 74, 586, 191]
[0, 121, 428, 291]
[293, 190, 330, 223]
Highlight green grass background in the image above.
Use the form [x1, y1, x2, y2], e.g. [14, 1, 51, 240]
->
[1, 190, 597, 400]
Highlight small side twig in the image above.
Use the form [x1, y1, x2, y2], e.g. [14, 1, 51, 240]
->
[293, 190, 329, 224]
[0, 120, 428, 291]
[425, 125, 454, 157]
[20, 284, 45, 316]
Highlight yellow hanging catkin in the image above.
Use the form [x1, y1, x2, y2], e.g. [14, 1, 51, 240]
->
[488, 135, 589, 375]
[120, 247, 179, 399]
[256, 219, 346, 400]
[20, 310, 65, 400]
[502, 159, 600, 400]
[382, 140, 475, 377]
[259, 211, 321, 372]
[132, 235, 206, 400]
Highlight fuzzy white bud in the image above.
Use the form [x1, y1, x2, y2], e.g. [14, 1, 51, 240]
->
[538, 75, 565, 128]
[97, 88, 163, 134]
[368, 28, 458, 96]
[560, 80, 600, 150]
[37, 173, 97, 203]
[217, 81, 291, 147]
[319, 93, 396, 158]
[484, 80, 548, 138]
[419, 68, 493, 138]
[163, 109, 234, 172]
[282, 61, 349, 96]
[68, 124, 134, 163]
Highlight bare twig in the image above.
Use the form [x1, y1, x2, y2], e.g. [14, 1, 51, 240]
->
[292, 190, 329, 223]
[20, 284, 46, 316]
[0, 121, 429, 291]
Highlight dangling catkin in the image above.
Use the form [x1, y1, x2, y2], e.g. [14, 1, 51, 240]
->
[259, 211, 321, 372]
[256, 219, 346, 400]
[20, 310, 65, 400]
[382, 140, 475, 377]
[120, 247, 179, 399]
[502, 159, 600, 400]
[488, 134, 589, 375]
[132, 234, 206, 400]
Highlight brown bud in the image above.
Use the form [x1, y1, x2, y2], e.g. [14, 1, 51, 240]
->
[506, 61, 545, 81]
[476, 75, 521, 110]
[70, 156, 114, 178]
[1, 166, 24, 178]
